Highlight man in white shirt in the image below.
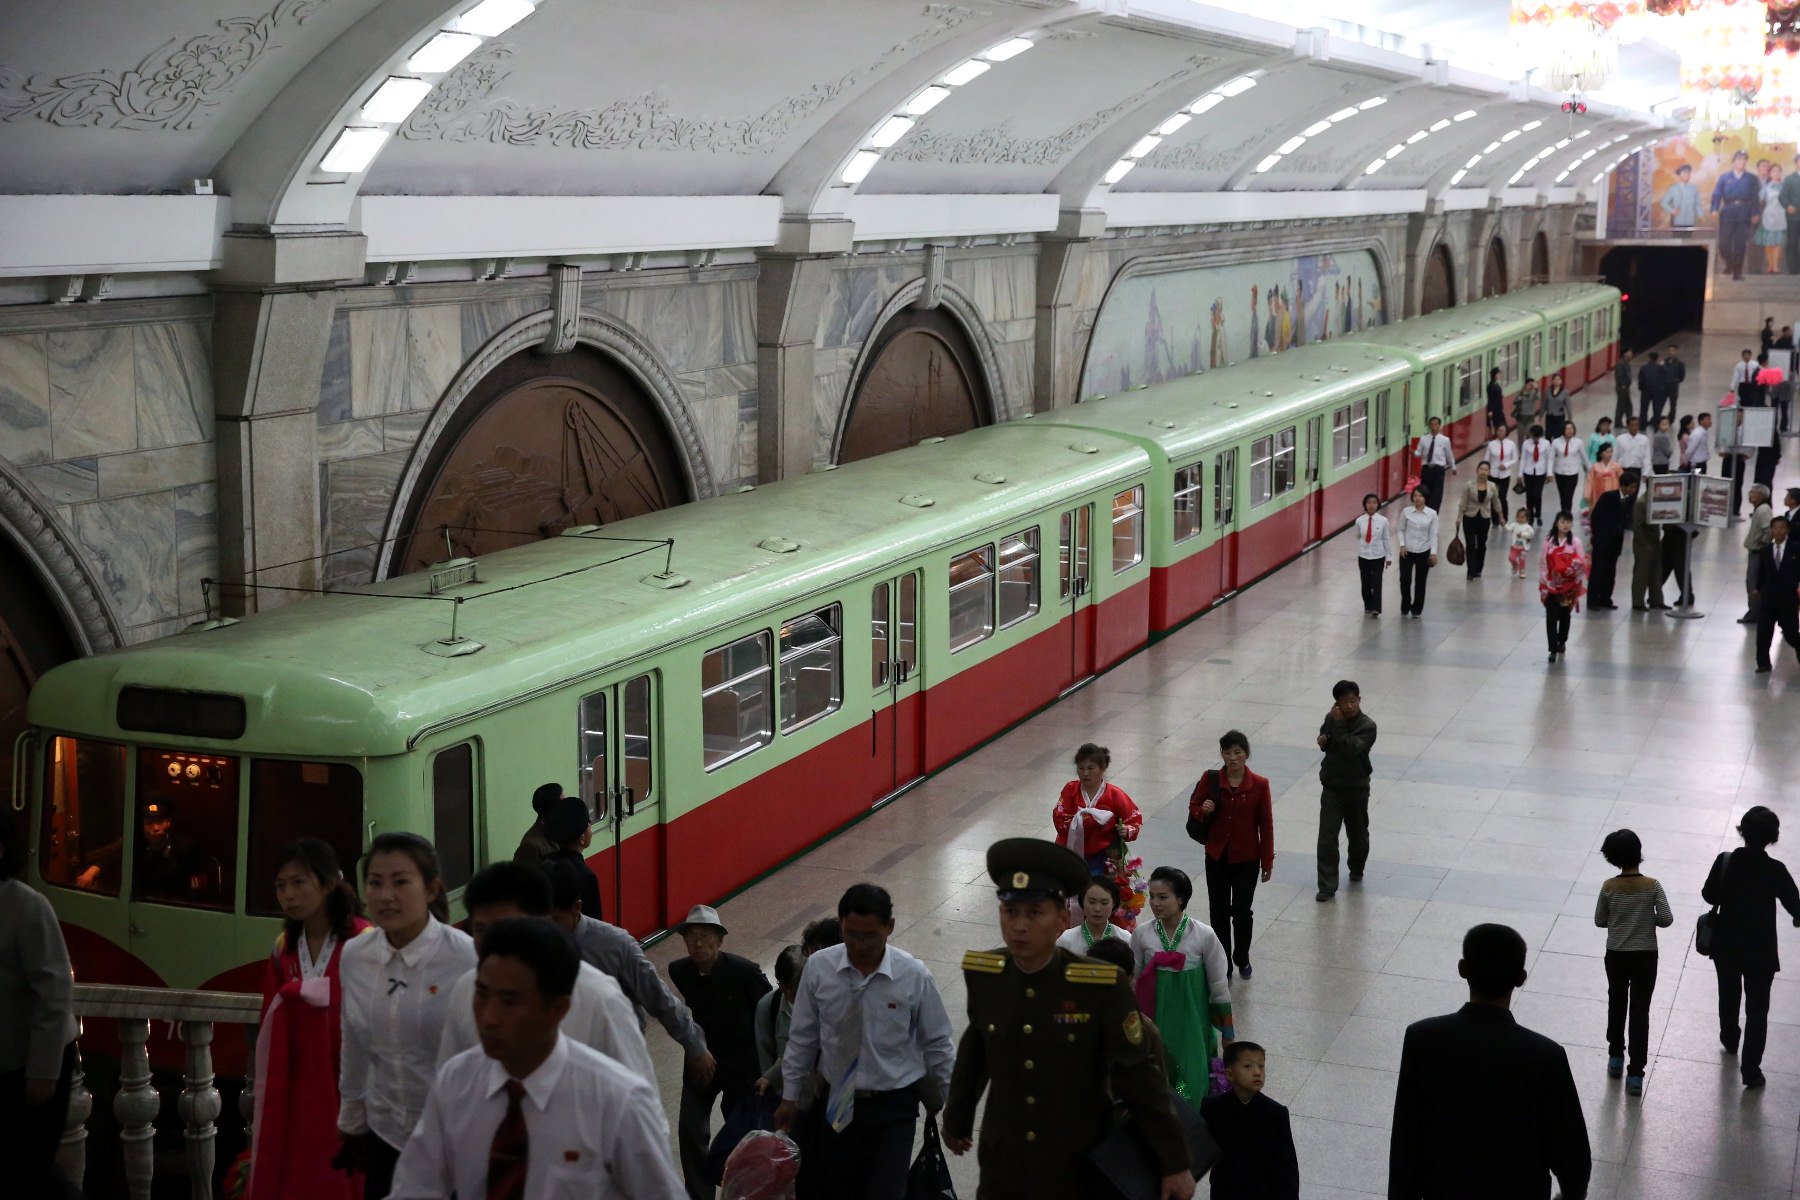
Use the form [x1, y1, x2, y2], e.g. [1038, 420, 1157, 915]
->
[1732, 349, 1758, 389]
[392, 918, 682, 1200]
[1685, 413, 1712, 474]
[775, 884, 956, 1199]
[1613, 416, 1652, 474]
[1352, 493, 1392, 618]
[1414, 416, 1455, 512]
[1550, 420, 1587, 517]
[437, 863, 660, 1109]
[1483, 435, 1519, 514]
[1518, 423, 1553, 525]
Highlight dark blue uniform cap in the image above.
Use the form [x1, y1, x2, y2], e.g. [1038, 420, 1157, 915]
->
[987, 837, 1090, 902]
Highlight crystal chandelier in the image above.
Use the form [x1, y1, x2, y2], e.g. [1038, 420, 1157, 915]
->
[1752, 51, 1800, 140]
[1511, 3, 1644, 93]
[1677, 0, 1767, 134]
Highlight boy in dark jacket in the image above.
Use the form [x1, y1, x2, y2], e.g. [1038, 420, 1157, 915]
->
[1315, 679, 1377, 901]
[1200, 1041, 1299, 1199]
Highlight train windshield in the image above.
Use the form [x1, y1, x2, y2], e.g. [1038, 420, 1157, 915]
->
[131, 748, 239, 910]
[38, 736, 127, 894]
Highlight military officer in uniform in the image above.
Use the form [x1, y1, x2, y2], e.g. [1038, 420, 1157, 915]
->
[943, 838, 1195, 1200]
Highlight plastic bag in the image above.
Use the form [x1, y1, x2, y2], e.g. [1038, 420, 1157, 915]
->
[722, 1129, 801, 1200]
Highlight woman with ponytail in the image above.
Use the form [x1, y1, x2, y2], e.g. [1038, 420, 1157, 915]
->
[251, 839, 371, 1200]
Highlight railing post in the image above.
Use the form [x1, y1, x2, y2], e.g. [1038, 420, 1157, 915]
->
[57, 1041, 92, 1189]
[179, 1020, 222, 1200]
[114, 1017, 159, 1200]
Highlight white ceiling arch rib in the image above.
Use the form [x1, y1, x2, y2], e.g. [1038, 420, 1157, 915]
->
[1217, 73, 1422, 193]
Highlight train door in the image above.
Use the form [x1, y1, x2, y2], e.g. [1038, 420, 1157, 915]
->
[1212, 449, 1238, 598]
[125, 747, 243, 984]
[1302, 415, 1325, 545]
[579, 675, 664, 933]
[868, 574, 923, 804]
[1057, 504, 1096, 691]
[1380, 386, 1401, 497]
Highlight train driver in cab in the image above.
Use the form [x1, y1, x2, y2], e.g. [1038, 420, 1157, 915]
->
[76, 795, 217, 903]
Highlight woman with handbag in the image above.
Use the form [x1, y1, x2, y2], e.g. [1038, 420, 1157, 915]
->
[1455, 461, 1506, 580]
[1539, 511, 1587, 663]
[1702, 806, 1800, 1089]
[1187, 730, 1273, 982]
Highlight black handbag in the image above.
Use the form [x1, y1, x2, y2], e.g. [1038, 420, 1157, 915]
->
[1081, 1088, 1221, 1199]
[1696, 852, 1729, 958]
[1184, 771, 1219, 845]
[906, 1113, 957, 1200]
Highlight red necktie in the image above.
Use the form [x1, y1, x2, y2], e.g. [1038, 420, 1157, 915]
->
[1366, 517, 1373, 544]
[488, 1080, 529, 1200]
[1532, 442, 1539, 464]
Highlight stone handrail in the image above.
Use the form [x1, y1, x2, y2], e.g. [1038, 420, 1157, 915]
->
[65, 984, 262, 1200]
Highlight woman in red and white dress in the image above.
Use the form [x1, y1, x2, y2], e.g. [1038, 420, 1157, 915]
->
[1539, 510, 1589, 664]
[1052, 741, 1142, 875]
[251, 838, 372, 1200]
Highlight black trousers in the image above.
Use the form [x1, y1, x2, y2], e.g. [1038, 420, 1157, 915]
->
[1523, 474, 1548, 525]
[0, 1042, 75, 1200]
[1756, 603, 1800, 670]
[1463, 514, 1491, 577]
[816, 1087, 920, 1200]
[1721, 212, 1754, 274]
[1544, 597, 1572, 652]
[1718, 965, 1777, 1077]
[1589, 540, 1621, 606]
[1205, 855, 1261, 967]
[1357, 555, 1385, 613]
[1399, 553, 1431, 614]
[1316, 789, 1369, 896]
[1554, 473, 1579, 516]
[1639, 394, 1667, 427]
[1604, 950, 1658, 1074]
[365, 1133, 403, 1200]
[1420, 465, 1447, 512]
[1614, 387, 1633, 425]
[680, 1075, 755, 1200]
[1786, 219, 1800, 274]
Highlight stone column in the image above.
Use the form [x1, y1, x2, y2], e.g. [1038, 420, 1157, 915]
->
[755, 217, 850, 483]
[1033, 209, 1106, 413]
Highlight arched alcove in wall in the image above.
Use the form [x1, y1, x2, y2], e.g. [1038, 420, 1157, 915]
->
[1484, 237, 1508, 297]
[1531, 231, 1551, 283]
[0, 534, 83, 790]
[1420, 243, 1457, 314]
[836, 308, 993, 464]
[388, 344, 694, 578]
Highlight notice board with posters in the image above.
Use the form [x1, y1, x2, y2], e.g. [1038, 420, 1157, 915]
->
[1739, 407, 1777, 449]
[1647, 474, 1690, 524]
[1692, 475, 1733, 528]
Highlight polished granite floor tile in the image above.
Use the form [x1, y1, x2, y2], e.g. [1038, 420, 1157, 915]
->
[633, 330, 1800, 1196]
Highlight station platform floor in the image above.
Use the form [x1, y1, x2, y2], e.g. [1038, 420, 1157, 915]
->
[641, 328, 1800, 1198]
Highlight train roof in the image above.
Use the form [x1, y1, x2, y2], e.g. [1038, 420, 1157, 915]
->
[1043, 341, 1410, 459]
[28, 424, 1152, 757]
[1509, 281, 1621, 321]
[1335, 302, 1544, 366]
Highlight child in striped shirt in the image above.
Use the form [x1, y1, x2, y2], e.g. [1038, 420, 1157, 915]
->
[1594, 828, 1673, 1095]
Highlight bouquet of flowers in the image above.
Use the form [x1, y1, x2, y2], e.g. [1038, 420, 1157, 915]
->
[1106, 839, 1148, 931]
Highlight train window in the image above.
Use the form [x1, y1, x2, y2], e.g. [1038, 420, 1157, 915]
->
[1213, 449, 1236, 528]
[38, 736, 126, 895]
[578, 691, 607, 819]
[780, 605, 843, 733]
[1272, 429, 1297, 497]
[1570, 316, 1587, 355]
[1250, 436, 1274, 507]
[622, 675, 654, 811]
[432, 743, 476, 892]
[1528, 332, 1542, 377]
[1331, 407, 1352, 468]
[1350, 398, 1369, 459]
[948, 546, 995, 652]
[132, 749, 238, 910]
[997, 529, 1041, 627]
[870, 582, 890, 688]
[1112, 486, 1145, 573]
[247, 760, 364, 917]
[702, 631, 773, 770]
[1502, 342, 1521, 386]
[1457, 358, 1479, 410]
[1057, 508, 1090, 601]
[1549, 323, 1564, 365]
[1172, 463, 1203, 542]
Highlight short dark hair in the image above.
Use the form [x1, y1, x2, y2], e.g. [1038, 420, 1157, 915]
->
[1074, 742, 1111, 770]
[838, 882, 894, 923]
[1222, 1040, 1265, 1067]
[1083, 937, 1134, 975]
[479, 917, 579, 1000]
[464, 860, 553, 918]
[532, 782, 564, 816]
[1149, 865, 1192, 908]
[801, 917, 842, 954]
[1600, 828, 1643, 869]
[1620, 470, 1642, 488]
[1785, 487, 1800, 503]
[1219, 729, 1250, 755]
[1428, 415, 1442, 426]
[1529, 423, 1544, 438]
[363, 832, 449, 922]
[1646, 351, 1659, 362]
[1362, 492, 1379, 508]
[1490, 367, 1501, 378]
[1332, 679, 1360, 701]
[774, 944, 807, 988]
[1082, 875, 1121, 907]
[1771, 516, 1789, 531]
[1461, 923, 1528, 996]
[1740, 806, 1780, 848]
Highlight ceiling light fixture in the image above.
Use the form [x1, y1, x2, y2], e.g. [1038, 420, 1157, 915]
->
[942, 59, 991, 87]
[982, 37, 1033, 62]
[905, 86, 951, 115]
[1104, 159, 1137, 184]
[1254, 153, 1284, 173]
[407, 30, 483, 73]
[840, 150, 881, 184]
[1218, 75, 1259, 97]
[1128, 134, 1163, 159]
[869, 116, 915, 148]
[1158, 113, 1193, 135]
[452, 0, 534, 37]
[360, 76, 434, 123]
[319, 127, 390, 174]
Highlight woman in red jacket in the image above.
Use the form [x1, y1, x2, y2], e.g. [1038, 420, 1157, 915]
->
[1053, 742, 1142, 874]
[1187, 729, 1274, 981]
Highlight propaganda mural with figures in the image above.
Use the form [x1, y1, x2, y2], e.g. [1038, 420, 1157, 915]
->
[1078, 251, 1387, 401]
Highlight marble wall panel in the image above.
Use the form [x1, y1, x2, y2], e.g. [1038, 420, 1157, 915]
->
[597, 283, 738, 376]
[18, 459, 97, 505]
[0, 333, 50, 467]
[133, 323, 212, 450]
[735, 391, 758, 484]
[48, 327, 136, 458]
[993, 340, 1033, 420]
[687, 394, 741, 493]
[71, 491, 176, 629]
[318, 417, 385, 461]
[318, 313, 352, 425]
[676, 361, 759, 399]
[460, 296, 542, 361]
[719, 279, 756, 368]
[322, 451, 406, 588]
[383, 410, 429, 451]
[816, 263, 915, 351]
[174, 481, 218, 619]
[993, 318, 1036, 347]
[949, 254, 1036, 325]
[98, 441, 215, 499]
[348, 308, 408, 419]
[406, 305, 461, 413]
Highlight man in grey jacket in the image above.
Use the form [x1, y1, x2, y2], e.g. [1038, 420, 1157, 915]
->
[1316, 680, 1378, 902]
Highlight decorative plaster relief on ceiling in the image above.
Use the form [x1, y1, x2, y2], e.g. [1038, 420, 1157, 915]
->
[880, 54, 1216, 166]
[396, 3, 987, 152]
[0, 0, 335, 131]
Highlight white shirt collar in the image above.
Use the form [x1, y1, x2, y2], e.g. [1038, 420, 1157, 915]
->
[834, 945, 895, 981]
[387, 917, 450, 968]
[482, 1031, 571, 1113]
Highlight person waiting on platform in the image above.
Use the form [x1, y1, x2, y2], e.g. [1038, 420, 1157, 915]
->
[77, 794, 217, 904]
[1584, 442, 1621, 513]
[1485, 367, 1507, 438]
[1585, 468, 1632, 611]
[1751, 516, 1800, 675]
[510, 781, 565, 864]
[541, 795, 602, 921]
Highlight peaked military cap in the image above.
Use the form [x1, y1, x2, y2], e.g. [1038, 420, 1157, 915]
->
[987, 837, 1090, 902]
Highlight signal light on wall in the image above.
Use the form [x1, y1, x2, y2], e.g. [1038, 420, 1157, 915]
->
[1561, 99, 1588, 115]
[1620, 293, 1630, 302]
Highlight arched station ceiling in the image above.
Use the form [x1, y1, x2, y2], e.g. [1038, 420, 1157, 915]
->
[0, 0, 1670, 281]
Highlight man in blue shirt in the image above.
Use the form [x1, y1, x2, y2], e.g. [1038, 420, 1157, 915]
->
[1660, 164, 1701, 229]
[1713, 150, 1761, 280]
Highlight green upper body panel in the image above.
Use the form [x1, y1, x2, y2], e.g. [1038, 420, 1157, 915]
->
[1335, 303, 1545, 371]
[1512, 281, 1621, 324]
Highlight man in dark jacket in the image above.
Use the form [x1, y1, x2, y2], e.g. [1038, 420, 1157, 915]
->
[1628, 474, 1663, 610]
[1751, 516, 1800, 674]
[1315, 680, 1376, 902]
[1586, 473, 1630, 610]
[1612, 350, 1633, 425]
[1635, 351, 1668, 426]
[1389, 924, 1591, 1200]
[1663, 344, 1686, 420]
[1704, 807, 1800, 1088]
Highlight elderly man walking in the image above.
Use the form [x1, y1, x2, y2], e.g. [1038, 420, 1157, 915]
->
[1741, 484, 1775, 623]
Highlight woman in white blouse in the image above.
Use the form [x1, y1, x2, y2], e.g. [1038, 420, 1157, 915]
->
[1396, 486, 1440, 618]
[1550, 419, 1588, 518]
[336, 833, 476, 1199]
[1056, 875, 1129, 955]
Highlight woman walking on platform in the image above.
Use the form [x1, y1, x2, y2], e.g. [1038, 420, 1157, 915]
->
[1052, 742, 1142, 875]
[1585, 442, 1622, 511]
[1056, 876, 1129, 955]
[1131, 867, 1235, 1104]
[1396, 486, 1439, 618]
[1540, 511, 1588, 663]
[1187, 730, 1274, 981]
[1456, 461, 1506, 579]
[1704, 806, 1800, 1090]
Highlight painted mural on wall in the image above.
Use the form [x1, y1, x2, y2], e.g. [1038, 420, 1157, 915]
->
[1078, 251, 1386, 400]
[1620, 129, 1800, 232]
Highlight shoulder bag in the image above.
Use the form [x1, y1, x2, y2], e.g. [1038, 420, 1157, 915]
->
[1081, 1088, 1221, 1198]
[1696, 851, 1731, 958]
[1184, 771, 1219, 845]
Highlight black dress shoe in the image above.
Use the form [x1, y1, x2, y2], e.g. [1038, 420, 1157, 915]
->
[1349, 871, 1364, 882]
[1237, 961, 1253, 979]
[1632, 605, 1648, 612]
[1738, 614, 1757, 624]
[1744, 1069, 1767, 1089]
[1757, 666, 1773, 674]
[1315, 891, 1333, 902]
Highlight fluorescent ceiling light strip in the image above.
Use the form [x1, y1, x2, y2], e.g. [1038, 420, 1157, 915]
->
[1158, 113, 1192, 135]
[1454, 110, 1477, 121]
[452, 0, 533, 37]
[1501, 129, 1521, 142]
[1189, 93, 1225, 115]
[319, 126, 389, 173]
[905, 87, 950, 114]
[1303, 120, 1332, 137]
[1277, 135, 1306, 154]
[1358, 96, 1387, 110]
[1523, 119, 1543, 131]
[1254, 153, 1283, 173]
[1385, 143, 1406, 159]
[982, 37, 1032, 62]
[869, 116, 914, 148]
[942, 59, 990, 86]
[1429, 119, 1450, 132]
[1465, 155, 1482, 168]
[840, 150, 881, 184]
[1365, 158, 1387, 175]
[1406, 130, 1429, 144]
[1104, 159, 1137, 184]
[1128, 134, 1162, 159]
[360, 76, 433, 123]
[407, 30, 482, 73]
[1218, 75, 1258, 97]
[1327, 107, 1358, 122]
[1450, 169, 1468, 185]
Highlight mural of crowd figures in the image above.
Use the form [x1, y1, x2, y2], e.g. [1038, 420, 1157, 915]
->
[1079, 251, 1387, 401]
[1612, 129, 1800, 233]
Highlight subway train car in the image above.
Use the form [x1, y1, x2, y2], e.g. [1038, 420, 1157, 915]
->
[16, 283, 1617, 995]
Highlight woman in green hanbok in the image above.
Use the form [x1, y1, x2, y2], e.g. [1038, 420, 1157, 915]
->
[1129, 866, 1236, 1103]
